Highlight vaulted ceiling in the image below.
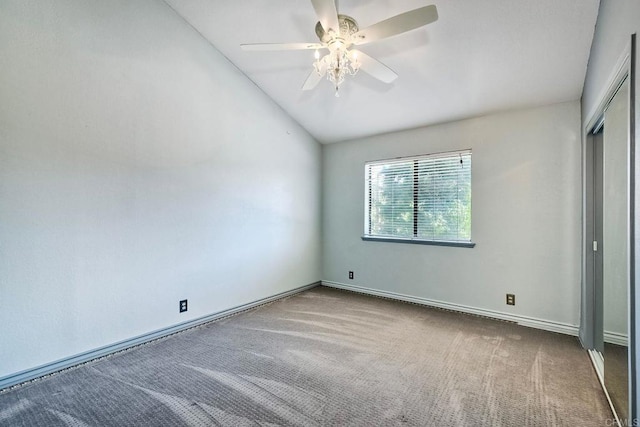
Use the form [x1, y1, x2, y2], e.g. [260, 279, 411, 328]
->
[166, 0, 599, 143]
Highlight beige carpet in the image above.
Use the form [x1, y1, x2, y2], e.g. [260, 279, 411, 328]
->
[0, 286, 611, 426]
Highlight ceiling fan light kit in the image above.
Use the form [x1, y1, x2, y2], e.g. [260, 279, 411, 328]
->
[240, 1, 438, 96]
[313, 15, 361, 97]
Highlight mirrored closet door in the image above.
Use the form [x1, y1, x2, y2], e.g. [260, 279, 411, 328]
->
[593, 77, 630, 422]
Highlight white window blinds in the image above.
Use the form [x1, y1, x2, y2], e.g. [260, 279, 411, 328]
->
[365, 150, 472, 243]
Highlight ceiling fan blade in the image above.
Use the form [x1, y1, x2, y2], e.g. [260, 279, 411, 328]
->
[349, 50, 398, 83]
[241, 42, 323, 51]
[302, 60, 328, 91]
[352, 5, 438, 46]
[302, 71, 323, 91]
[310, 0, 340, 34]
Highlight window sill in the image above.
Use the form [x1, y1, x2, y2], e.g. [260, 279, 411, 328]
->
[361, 235, 476, 248]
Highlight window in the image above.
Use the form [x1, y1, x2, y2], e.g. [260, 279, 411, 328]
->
[364, 150, 473, 247]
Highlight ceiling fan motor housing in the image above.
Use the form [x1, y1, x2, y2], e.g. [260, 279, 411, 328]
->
[315, 15, 359, 43]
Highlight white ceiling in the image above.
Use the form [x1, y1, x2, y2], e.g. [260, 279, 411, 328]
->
[165, 0, 599, 144]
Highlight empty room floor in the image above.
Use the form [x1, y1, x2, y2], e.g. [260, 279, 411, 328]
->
[0, 286, 611, 426]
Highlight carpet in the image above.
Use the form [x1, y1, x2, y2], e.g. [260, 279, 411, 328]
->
[0, 286, 611, 426]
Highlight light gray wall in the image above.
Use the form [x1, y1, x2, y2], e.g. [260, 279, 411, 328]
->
[323, 102, 582, 327]
[581, 0, 640, 419]
[0, 0, 321, 378]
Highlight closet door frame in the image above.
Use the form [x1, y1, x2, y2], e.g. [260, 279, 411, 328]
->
[581, 34, 636, 423]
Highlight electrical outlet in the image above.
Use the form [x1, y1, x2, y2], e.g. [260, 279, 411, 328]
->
[348, 271, 354, 280]
[179, 299, 188, 313]
[506, 294, 515, 306]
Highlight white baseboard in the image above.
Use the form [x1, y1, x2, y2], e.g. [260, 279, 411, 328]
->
[1, 280, 586, 392]
[0, 282, 320, 392]
[604, 331, 628, 346]
[321, 281, 579, 337]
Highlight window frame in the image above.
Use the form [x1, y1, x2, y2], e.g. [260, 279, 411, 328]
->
[362, 149, 475, 248]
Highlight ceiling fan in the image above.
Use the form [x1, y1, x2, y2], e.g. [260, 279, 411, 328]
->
[240, 0, 438, 96]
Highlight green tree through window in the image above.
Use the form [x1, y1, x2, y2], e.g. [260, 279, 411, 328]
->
[366, 150, 471, 243]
